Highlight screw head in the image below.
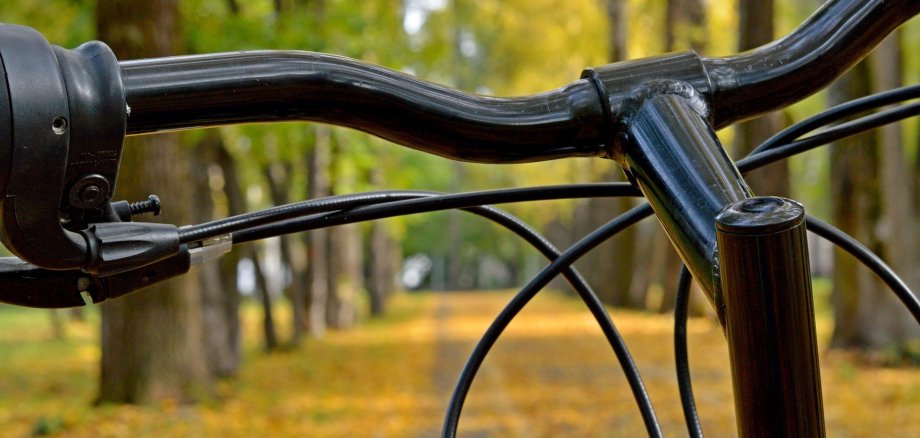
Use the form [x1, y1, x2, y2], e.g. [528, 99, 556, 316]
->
[80, 185, 101, 202]
[52, 116, 68, 135]
[68, 174, 111, 209]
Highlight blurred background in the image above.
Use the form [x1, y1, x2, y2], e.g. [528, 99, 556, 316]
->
[0, 0, 918, 436]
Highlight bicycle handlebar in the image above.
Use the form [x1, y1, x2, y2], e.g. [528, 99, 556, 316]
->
[0, 0, 917, 307]
[120, 52, 609, 163]
[703, 0, 920, 126]
[119, 0, 920, 161]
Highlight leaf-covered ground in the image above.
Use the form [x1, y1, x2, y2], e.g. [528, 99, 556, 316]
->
[0, 290, 917, 437]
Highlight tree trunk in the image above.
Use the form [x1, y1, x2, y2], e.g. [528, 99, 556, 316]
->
[49, 310, 65, 340]
[96, 0, 210, 405]
[606, 0, 627, 62]
[251, 245, 279, 351]
[265, 162, 309, 345]
[863, 32, 920, 347]
[368, 221, 399, 315]
[446, 163, 465, 290]
[324, 140, 361, 329]
[212, 137, 248, 363]
[367, 168, 399, 316]
[573, 0, 636, 308]
[829, 61, 882, 348]
[327, 224, 362, 329]
[827, 52, 918, 350]
[733, 0, 787, 196]
[98, 136, 210, 404]
[306, 126, 331, 337]
[575, 174, 637, 307]
[191, 131, 240, 378]
[665, 0, 705, 53]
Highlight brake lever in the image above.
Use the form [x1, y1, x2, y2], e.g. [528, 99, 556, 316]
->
[0, 24, 126, 270]
[0, 24, 197, 307]
[0, 248, 191, 309]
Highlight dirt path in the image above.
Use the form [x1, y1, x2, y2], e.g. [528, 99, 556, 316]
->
[417, 290, 920, 437]
[420, 290, 690, 436]
[427, 292, 535, 437]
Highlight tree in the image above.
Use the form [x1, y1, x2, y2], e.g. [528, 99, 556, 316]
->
[192, 132, 241, 377]
[625, 0, 707, 313]
[96, 0, 210, 403]
[324, 138, 362, 329]
[264, 161, 309, 344]
[871, 31, 920, 351]
[306, 127, 332, 337]
[572, 0, 636, 308]
[367, 167, 401, 316]
[733, 0, 787, 196]
[666, 0, 706, 53]
[830, 32, 920, 351]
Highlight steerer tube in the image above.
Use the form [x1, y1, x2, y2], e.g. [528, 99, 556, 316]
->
[623, 91, 824, 435]
[716, 197, 824, 438]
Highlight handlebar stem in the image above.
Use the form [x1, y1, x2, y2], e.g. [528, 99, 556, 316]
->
[619, 84, 752, 322]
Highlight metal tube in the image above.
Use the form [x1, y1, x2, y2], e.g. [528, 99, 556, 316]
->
[716, 197, 824, 438]
[120, 52, 607, 163]
[115, 0, 919, 164]
[703, 0, 920, 127]
[623, 89, 751, 315]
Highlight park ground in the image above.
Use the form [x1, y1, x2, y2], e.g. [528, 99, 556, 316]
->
[0, 289, 918, 437]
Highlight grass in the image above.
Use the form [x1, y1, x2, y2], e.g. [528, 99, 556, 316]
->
[0, 289, 917, 437]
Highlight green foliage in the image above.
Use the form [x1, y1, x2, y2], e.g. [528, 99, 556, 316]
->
[178, 0, 423, 226]
[0, 0, 94, 46]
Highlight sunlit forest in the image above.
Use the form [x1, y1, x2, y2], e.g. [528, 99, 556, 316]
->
[0, 0, 919, 436]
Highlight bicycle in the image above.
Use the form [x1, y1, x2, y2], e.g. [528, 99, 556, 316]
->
[1, 0, 919, 436]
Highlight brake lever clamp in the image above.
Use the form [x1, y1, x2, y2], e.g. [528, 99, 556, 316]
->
[0, 24, 127, 270]
[0, 249, 191, 309]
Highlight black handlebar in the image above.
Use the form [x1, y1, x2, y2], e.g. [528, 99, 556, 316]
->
[703, 0, 920, 126]
[0, 0, 917, 307]
[119, 0, 920, 160]
[120, 52, 609, 163]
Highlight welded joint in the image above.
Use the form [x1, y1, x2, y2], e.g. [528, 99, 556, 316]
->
[602, 82, 752, 326]
[584, 75, 710, 164]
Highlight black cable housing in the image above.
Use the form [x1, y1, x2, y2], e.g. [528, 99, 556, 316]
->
[199, 183, 641, 244]
[674, 267, 702, 438]
[738, 102, 920, 172]
[750, 84, 920, 156]
[187, 184, 660, 435]
[441, 204, 658, 437]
